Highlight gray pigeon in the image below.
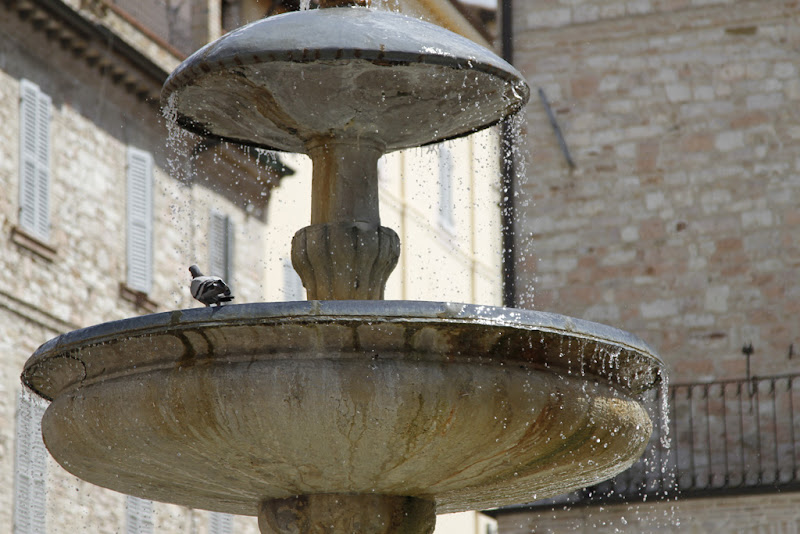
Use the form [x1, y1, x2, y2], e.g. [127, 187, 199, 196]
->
[189, 265, 234, 307]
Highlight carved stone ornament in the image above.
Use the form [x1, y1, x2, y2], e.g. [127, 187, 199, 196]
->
[259, 495, 435, 534]
[292, 222, 400, 300]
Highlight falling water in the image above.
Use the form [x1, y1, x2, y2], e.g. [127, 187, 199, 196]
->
[605, 373, 677, 528]
[603, 373, 677, 531]
[657, 373, 679, 528]
[355, 0, 397, 10]
[498, 64, 679, 529]
[161, 93, 208, 305]
[502, 110, 535, 309]
[517, 337, 676, 532]
[162, 93, 197, 183]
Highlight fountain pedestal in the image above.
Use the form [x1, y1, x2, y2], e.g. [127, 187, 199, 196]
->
[259, 495, 435, 534]
[292, 138, 400, 300]
[292, 222, 400, 300]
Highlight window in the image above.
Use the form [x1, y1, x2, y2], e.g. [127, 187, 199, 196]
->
[209, 211, 234, 283]
[283, 257, 304, 301]
[126, 496, 154, 534]
[126, 147, 154, 293]
[377, 155, 388, 186]
[438, 143, 455, 232]
[209, 512, 234, 534]
[18, 79, 51, 242]
[14, 390, 47, 534]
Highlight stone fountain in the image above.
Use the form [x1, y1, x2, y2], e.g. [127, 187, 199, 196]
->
[22, 3, 663, 533]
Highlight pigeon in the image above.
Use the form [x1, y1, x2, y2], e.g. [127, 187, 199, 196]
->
[189, 265, 234, 307]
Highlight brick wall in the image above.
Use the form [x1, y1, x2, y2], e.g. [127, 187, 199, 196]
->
[512, 0, 800, 383]
[505, 0, 800, 531]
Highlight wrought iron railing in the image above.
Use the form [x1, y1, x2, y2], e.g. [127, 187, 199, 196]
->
[672, 374, 799, 492]
[522, 373, 800, 509]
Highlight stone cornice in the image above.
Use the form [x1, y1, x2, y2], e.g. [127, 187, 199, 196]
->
[3, 0, 175, 107]
[515, 0, 796, 47]
[2, 0, 294, 204]
[445, 0, 494, 45]
[0, 285, 80, 334]
[409, 0, 493, 47]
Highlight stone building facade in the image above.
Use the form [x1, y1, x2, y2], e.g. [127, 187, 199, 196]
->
[496, 492, 800, 534]
[499, 0, 800, 531]
[0, 0, 503, 532]
[511, 0, 799, 382]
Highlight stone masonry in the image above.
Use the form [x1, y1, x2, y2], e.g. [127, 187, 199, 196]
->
[512, 0, 800, 383]
[498, 492, 800, 534]
[504, 0, 800, 531]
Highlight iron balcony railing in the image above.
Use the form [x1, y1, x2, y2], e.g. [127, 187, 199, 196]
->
[525, 372, 800, 509]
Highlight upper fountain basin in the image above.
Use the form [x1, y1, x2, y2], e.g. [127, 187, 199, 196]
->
[161, 7, 530, 153]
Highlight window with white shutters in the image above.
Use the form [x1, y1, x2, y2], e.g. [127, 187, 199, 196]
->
[18, 79, 52, 242]
[438, 143, 455, 232]
[126, 496, 154, 534]
[127, 147, 154, 293]
[283, 257, 304, 301]
[209, 512, 234, 534]
[14, 390, 47, 534]
[209, 211, 234, 283]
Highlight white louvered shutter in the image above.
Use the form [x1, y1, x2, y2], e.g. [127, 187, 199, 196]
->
[14, 390, 48, 534]
[283, 257, 304, 301]
[438, 143, 455, 231]
[127, 147, 154, 293]
[209, 512, 234, 534]
[209, 211, 234, 282]
[126, 496, 154, 534]
[19, 80, 51, 241]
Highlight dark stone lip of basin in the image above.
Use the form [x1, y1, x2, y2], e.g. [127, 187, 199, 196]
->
[22, 300, 663, 401]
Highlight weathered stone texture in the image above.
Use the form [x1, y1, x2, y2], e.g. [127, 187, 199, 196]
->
[513, 0, 800, 383]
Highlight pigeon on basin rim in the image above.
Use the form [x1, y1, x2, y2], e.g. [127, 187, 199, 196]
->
[189, 265, 234, 307]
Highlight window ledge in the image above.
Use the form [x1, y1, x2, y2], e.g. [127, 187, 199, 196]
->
[119, 283, 158, 313]
[11, 226, 57, 262]
[439, 219, 457, 237]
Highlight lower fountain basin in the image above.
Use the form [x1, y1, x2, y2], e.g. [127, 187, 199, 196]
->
[22, 301, 661, 516]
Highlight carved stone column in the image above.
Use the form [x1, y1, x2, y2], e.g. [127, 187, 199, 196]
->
[259, 495, 435, 534]
[291, 137, 400, 300]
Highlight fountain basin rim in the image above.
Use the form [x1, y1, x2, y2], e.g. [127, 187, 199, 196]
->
[22, 300, 662, 401]
[163, 51, 529, 110]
